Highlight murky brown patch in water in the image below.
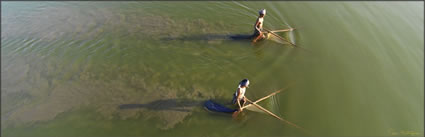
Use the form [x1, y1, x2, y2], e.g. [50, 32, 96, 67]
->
[1, 54, 223, 130]
[2, 3, 235, 131]
[2, 4, 229, 42]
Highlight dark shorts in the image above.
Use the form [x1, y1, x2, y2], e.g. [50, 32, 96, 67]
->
[252, 29, 265, 39]
[253, 29, 261, 37]
[232, 93, 245, 105]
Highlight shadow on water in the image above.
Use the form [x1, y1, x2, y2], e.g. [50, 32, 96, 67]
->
[161, 33, 271, 60]
[162, 33, 254, 42]
[119, 99, 203, 112]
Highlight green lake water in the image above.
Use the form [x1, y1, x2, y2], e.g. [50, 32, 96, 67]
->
[1, 1, 423, 136]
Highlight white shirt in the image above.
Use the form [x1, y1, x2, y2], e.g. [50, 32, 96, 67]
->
[258, 17, 264, 29]
[235, 85, 246, 100]
[254, 17, 264, 30]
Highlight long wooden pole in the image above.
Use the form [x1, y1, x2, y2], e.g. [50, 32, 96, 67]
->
[264, 28, 296, 47]
[242, 83, 295, 110]
[245, 98, 306, 131]
[241, 88, 285, 110]
[234, 87, 287, 118]
[270, 28, 295, 33]
[265, 28, 312, 52]
[245, 98, 284, 121]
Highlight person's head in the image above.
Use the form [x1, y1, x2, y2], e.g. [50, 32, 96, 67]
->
[239, 79, 250, 88]
[259, 9, 266, 17]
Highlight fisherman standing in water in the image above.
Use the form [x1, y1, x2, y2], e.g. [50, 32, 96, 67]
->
[252, 9, 266, 43]
[232, 79, 250, 112]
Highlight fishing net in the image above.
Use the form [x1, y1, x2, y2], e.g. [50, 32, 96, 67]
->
[265, 32, 295, 46]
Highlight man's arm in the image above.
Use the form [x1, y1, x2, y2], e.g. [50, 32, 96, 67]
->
[236, 89, 243, 111]
[255, 20, 261, 32]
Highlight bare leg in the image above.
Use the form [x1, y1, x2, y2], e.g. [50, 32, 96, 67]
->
[252, 32, 263, 43]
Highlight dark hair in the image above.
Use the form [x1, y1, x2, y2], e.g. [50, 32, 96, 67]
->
[239, 79, 249, 87]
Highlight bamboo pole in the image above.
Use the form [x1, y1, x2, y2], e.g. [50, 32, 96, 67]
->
[270, 28, 295, 33]
[264, 28, 296, 47]
[265, 28, 312, 52]
[242, 83, 294, 110]
[245, 98, 308, 133]
[241, 88, 285, 110]
[234, 88, 286, 118]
